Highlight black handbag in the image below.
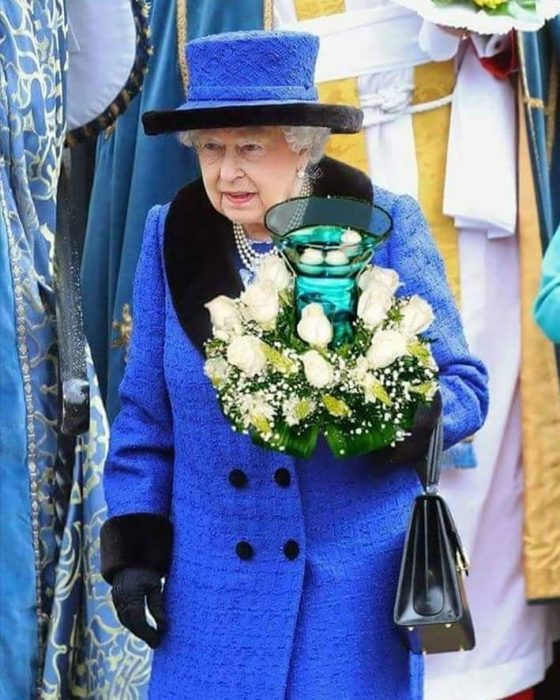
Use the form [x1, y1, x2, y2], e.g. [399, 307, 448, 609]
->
[393, 418, 475, 655]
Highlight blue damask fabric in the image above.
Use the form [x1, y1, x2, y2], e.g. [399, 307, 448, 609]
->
[0, 4, 66, 696]
[0, 173, 36, 700]
[41, 357, 155, 699]
[1, 4, 143, 698]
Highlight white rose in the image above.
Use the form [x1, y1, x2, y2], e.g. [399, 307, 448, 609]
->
[299, 248, 323, 266]
[297, 303, 333, 348]
[241, 279, 280, 327]
[358, 266, 401, 295]
[301, 350, 335, 389]
[203, 357, 230, 387]
[325, 250, 349, 266]
[366, 329, 408, 369]
[205, 295, 243, 341]
[400, 295, 435, 337]
[341, 229, 362, 244]
[357, 282, 393, 328]
[226, 336, 267, 377]
[256, 255, 292, 291]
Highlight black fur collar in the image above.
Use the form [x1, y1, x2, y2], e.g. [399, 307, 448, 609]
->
[163, 156, 373, 354]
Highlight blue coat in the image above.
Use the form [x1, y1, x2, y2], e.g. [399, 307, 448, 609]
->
[103, 159, 488, 699]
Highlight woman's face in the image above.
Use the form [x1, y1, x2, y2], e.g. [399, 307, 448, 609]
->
[194, 127, 310, 229]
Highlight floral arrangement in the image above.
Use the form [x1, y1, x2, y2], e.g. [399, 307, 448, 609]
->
[393, 0, 560, 33]
[203, 255, 438, 459]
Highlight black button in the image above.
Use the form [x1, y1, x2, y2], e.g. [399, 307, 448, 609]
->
[236, 541, 254, 561]
[229, 469, 248, 488]
[274, 467, 291, 487]
[283, 539, 300, 560]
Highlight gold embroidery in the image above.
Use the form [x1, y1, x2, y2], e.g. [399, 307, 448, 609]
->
[296, 0, 345, 21]
[103, 122, 117, 140]
[263, 0, 274, 29]
[112, 303, 133, 361]
[523, 95, 549, 113]
[177, 0, 189, 93]
[295, 0, 369, 174]
[413, 61, 460, 304]
[517, 88, 560, 600]
[0, 176, 46, 685]
[547, 67, 558, 164]
[318, 80, 369, 173]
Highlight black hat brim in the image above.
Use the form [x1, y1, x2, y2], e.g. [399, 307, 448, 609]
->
[142, 103, 363, 136]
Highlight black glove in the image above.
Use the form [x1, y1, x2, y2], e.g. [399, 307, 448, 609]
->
[373, 391, 442, 467]
[111, 567, 167, 649]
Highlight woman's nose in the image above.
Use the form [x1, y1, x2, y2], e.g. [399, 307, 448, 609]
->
[219, 149, 243, 182]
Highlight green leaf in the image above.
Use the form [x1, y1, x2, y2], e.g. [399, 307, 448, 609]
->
[409, 382, 437, 398]
[321, 394, 352, 418]
[324, 423, 397, 458]
[250, 422, 320, 459]
[366, 380, 392, 407]
[293, 397, 315, 422]
[261, 342, 298, 374]
[407, 339, 433, 367]
[204, 337, 226, 355]
[517, 0, 537, 9]
[250, 414, 272, 435]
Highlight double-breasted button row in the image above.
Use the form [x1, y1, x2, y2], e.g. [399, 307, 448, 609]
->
[235, 540, 254, 560]
[235, 539, 300, 561]
[274, 467, 291, 487]
[229, 468, 248, 488]
[228, 467, 292, 489]
[283, 539, 300, 560]
[231, 467, 297, 562]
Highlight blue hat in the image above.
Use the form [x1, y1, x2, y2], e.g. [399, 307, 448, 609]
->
[143, 30, 363, 135]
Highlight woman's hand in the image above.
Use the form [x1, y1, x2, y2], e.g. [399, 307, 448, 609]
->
[373, 392, 442, 469]
[111, 567, 167, 649]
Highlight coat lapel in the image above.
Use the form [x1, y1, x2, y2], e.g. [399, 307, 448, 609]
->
[163, 156, 373, 354]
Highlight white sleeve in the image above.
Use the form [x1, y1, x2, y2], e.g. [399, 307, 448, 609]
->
[417, 20, 461, 61]
[418, 20, 509, 61]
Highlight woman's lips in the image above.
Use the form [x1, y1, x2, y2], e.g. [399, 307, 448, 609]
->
[223, 192, 256, 206]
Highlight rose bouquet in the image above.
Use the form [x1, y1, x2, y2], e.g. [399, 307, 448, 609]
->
[393, 0, 560, 33]
[204, 251, 438, 459]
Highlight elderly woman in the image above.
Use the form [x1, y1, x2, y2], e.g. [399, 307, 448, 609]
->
[100, 31, 488, 700]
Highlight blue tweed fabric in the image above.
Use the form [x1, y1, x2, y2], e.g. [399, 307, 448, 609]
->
[104, 186, 488, 700]
[183, 31, 319, 108]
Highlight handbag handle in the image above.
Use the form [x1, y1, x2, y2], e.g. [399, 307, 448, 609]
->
[416, 417, 443, 493]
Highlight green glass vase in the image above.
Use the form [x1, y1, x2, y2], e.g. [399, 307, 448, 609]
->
[265, 196, 393, 346]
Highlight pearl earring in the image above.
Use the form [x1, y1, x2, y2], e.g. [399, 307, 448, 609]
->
[296, 167, 305, 179]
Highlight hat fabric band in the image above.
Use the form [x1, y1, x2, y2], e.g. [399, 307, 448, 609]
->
[187, 84, 318, 103]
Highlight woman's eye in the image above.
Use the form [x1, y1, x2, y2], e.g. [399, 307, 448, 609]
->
[202, 142, 221, 151]
[241, 143, 263, 154]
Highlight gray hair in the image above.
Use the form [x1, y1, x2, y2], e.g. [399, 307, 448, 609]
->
[177, 125, 330, 166]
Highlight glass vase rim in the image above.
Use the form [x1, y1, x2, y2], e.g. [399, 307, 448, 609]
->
[264, 194, 394, 240]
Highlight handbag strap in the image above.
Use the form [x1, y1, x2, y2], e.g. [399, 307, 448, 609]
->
[417, 417, 443, 493]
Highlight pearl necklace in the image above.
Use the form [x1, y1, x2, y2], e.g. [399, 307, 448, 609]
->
[233, 178, 312, 273]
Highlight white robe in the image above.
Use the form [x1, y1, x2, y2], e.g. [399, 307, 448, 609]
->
[275, 1, 558, 697]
